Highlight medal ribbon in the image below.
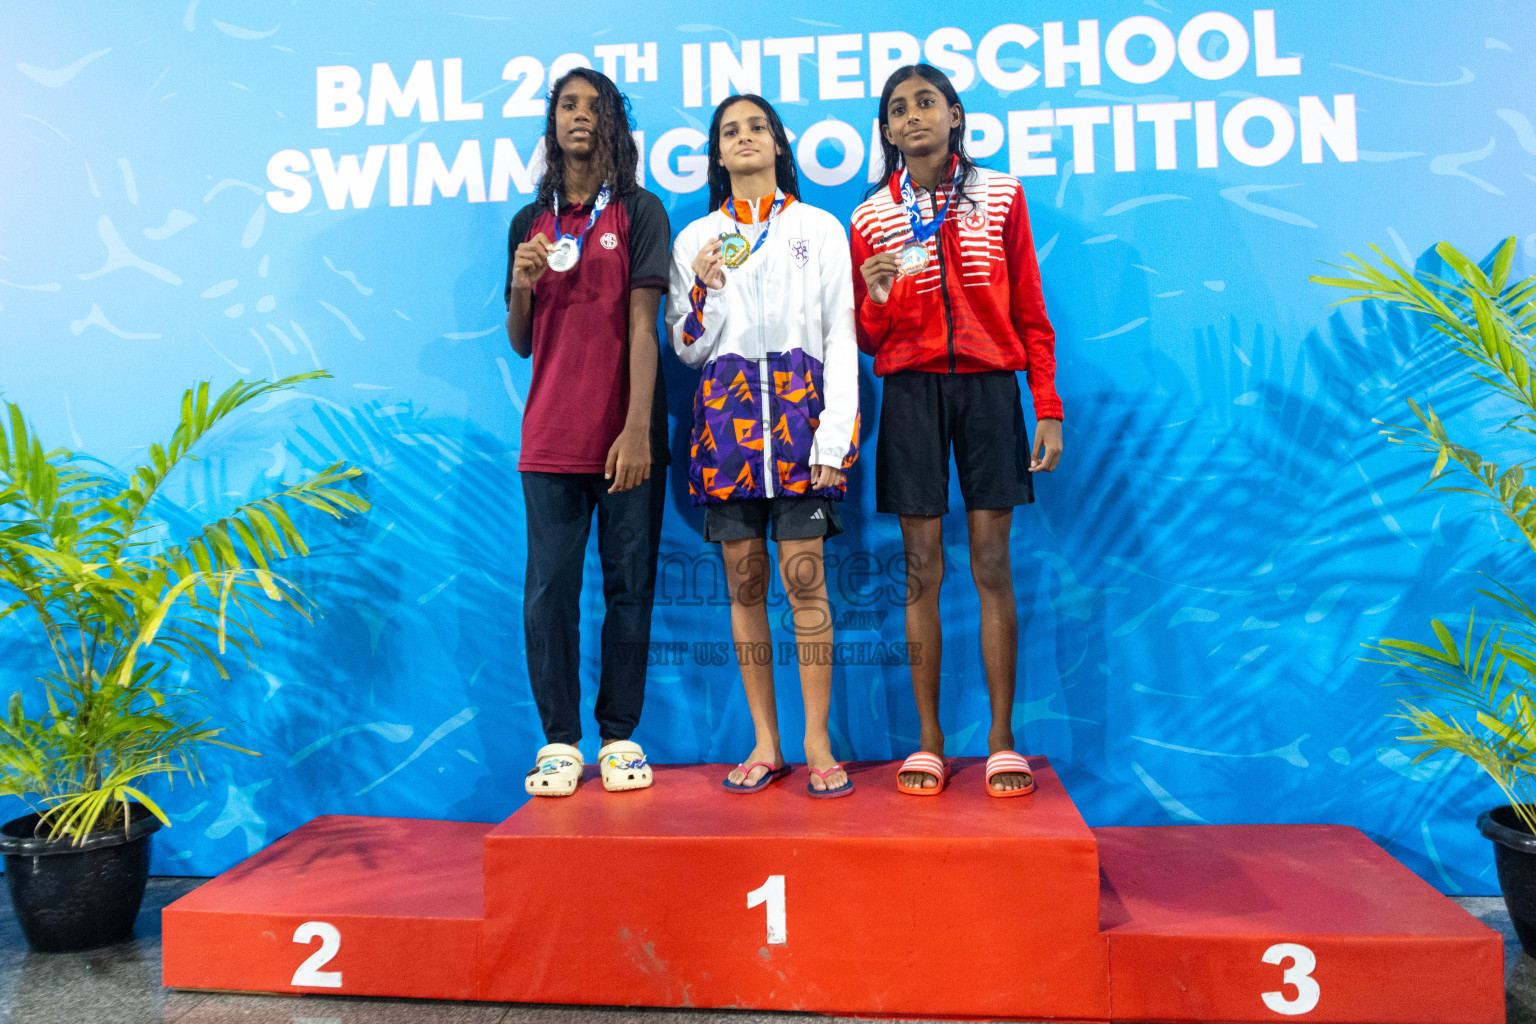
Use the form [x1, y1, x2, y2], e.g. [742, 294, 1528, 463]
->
[899, 155, 957, 247]
[551, 184, 611, 259]
[721, 190, 787, 260]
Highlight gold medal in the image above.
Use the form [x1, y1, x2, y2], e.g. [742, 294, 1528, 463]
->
[719, 232, 751, 269]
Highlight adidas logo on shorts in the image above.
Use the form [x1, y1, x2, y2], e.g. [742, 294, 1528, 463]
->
[809, 508, 824, 520]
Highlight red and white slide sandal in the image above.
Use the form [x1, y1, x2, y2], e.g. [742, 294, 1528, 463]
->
[896, 751, 949, 796]
[984, 751, 1036, 797]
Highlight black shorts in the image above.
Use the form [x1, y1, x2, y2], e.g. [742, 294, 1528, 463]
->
[876, 370, 1033, 515]
[703, 496, 843, 542]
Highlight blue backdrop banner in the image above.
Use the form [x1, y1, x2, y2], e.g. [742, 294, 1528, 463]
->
[2, 1, 1533, 889]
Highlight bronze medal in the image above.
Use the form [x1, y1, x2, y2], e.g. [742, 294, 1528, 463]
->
[897, 242, 930, 277]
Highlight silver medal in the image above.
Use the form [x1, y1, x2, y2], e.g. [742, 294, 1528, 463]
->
[547, 237, 579, 272]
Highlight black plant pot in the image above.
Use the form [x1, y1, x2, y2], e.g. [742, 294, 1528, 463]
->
[1479, 804, 1536, 956]
[0, 804, 161, 953]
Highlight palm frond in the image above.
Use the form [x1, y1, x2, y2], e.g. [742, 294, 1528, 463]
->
[0, 371, 365, 841]
[1324, 239, 1536, 832]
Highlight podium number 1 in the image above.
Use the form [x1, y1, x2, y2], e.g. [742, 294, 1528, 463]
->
[1261, 943, 1319, 1015]
[748, 875, 786, 945]
[291, 921, 343, 988]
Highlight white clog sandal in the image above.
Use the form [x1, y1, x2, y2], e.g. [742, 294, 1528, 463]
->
[524, 743, 583, 797]
[597, 739, 653, 792]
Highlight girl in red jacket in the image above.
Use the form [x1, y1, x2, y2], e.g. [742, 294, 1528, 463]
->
[849, 64, 1064, 797]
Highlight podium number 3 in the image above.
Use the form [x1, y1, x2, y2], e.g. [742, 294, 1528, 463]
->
[748, 875, 786, 945]
[1261, 943, 1319, 1015]
[291, 921, 343, 988]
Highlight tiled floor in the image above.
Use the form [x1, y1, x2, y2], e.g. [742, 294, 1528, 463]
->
[0, 879, 1527, 1023]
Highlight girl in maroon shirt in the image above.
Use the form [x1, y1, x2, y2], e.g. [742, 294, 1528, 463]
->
[505, 69, 670, 798]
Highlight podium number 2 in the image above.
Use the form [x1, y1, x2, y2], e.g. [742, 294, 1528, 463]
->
[748, 875, 786, 945]
[291, 921, 342, 988]
[1261, 943, 1319, 1015]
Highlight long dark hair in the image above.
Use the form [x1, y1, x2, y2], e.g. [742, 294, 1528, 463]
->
[536, 67, 638, 211]
[867, 64, 976, 206]
[706, 94, 799, 211]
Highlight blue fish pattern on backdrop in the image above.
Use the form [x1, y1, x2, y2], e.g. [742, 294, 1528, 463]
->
[0, 2, 1532, 893]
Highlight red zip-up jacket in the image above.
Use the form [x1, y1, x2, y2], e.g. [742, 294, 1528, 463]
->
[849, 165, 1064, 420]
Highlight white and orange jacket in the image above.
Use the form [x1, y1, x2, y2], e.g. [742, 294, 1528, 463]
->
[666, 194, 859, 505]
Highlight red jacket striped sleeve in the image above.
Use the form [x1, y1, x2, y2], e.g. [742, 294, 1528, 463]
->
[1001, 188, 1063, 421]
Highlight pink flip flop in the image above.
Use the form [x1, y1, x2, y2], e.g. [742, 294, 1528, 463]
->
[722, 761, 791, 793]
[807, 764, 854, 799]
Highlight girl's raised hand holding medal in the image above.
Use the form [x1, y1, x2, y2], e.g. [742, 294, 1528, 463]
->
[704, 191, 786, 285]
[511, 233, 554, 291]
[864, 164, 950, 304]
[859, 249, 900, 304]
[692, 236, 727, 290]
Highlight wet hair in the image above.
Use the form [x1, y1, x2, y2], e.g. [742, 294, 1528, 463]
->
[706, 94, 800, 211]
[866, 64, 976, 206]
[536, 67, 638, 210]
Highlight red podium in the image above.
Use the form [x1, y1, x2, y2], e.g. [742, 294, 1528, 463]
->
[162, 758, 1504, 1022]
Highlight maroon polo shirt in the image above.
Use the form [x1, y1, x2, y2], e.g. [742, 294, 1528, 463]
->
[505, 187, 671, 473]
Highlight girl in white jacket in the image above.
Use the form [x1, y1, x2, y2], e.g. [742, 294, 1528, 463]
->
[666, 94, 860, 797]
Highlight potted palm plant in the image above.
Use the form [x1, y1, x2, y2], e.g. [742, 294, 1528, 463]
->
[1313, 236, 1536, 951]
[0, 372, 368, 951]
